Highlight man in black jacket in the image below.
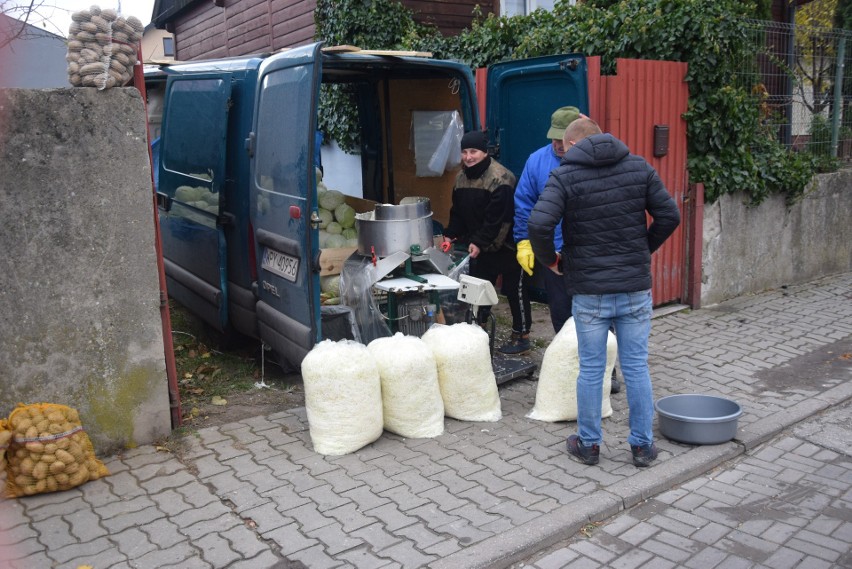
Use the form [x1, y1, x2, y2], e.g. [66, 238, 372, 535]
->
[528, 118, 680, 467]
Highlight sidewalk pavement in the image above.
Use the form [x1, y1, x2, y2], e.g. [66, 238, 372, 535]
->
[1, 272, 851, 569]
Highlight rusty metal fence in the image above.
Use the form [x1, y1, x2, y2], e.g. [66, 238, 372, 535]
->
[738, 19, 852, 167]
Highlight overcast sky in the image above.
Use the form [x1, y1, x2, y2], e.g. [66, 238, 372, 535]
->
[7, 0, 156, 38]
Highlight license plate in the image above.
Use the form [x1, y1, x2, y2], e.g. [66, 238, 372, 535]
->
[261, 248, 299, 282]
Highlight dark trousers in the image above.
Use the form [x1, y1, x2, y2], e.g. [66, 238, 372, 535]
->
[543, 266, 572, 334]
[471, 247, 532, 334]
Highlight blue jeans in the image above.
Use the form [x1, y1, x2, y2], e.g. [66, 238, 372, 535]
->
[572, 290, 654, 448]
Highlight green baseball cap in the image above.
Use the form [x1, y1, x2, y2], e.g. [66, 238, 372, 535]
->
[546, 106, 581, 140]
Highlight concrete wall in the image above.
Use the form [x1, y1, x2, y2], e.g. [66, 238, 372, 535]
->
[701, 169, 852, 306]
[0, 88, 172, 455]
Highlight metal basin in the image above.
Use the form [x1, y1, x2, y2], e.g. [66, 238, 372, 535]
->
[655, 394, 742, 445]
[356, 199, 433, 257]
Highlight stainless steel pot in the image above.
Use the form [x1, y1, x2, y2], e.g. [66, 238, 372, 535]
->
[356, 198, 433, 257]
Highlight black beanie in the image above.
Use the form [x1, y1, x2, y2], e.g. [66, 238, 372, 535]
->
[460, 130, 488, 153]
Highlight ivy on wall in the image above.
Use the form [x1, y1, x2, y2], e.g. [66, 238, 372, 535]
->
[315, 0, 816, 205]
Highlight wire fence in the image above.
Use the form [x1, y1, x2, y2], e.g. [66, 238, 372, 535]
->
[738, 19, 852, 169]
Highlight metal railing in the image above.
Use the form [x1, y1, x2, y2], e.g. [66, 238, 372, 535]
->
[739, 19, 852, 167]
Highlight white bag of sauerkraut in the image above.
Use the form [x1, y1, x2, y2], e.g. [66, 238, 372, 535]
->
[527, 318, 617, 422]
[368, 333, 444, 438]
[421, 323, 501, 422]
[301, 339, 383, 455]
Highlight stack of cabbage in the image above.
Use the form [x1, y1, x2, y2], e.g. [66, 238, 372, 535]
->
[317, 171, 358, 249]
[175, 185, 219, 214]
[65, 6, 144, 89]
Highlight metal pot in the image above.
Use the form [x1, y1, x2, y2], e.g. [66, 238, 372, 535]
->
[356, 198, 433, 257]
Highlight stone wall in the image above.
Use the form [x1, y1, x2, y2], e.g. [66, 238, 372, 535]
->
[701, 169, 852, 306]
[0, 88, 172, 455]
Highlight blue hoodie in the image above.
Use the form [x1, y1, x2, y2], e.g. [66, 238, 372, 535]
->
[513, 144, 563, 249]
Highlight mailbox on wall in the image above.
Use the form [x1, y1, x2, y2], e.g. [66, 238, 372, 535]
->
[654, 125, 669, 157]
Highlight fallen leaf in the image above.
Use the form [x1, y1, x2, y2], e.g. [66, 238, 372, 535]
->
[211, 395, 228, 406]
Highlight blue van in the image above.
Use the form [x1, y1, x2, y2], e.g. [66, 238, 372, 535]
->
[144, 43, 588, 369]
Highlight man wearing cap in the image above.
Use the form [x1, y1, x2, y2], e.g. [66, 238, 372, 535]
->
[513, 106, 581, 337]
[443, 130, 532, 353]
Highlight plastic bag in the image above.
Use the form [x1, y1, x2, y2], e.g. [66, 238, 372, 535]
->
[421, 323, 501, 422]
[413, 111, 464, 177]
[527, 318, 617, 422]
[301, 340, 383, 455]
[4, 403, 110, 497]
[368, 333, 444, 438]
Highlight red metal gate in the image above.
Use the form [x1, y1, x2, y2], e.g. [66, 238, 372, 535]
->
[588, 57, 689, 306]
[478, 56, 691, 307]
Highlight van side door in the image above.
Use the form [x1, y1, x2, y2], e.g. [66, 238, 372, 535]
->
[249, 43, 323, 368]
[157, 73, 232, 331]
[486, 54, 589, 177]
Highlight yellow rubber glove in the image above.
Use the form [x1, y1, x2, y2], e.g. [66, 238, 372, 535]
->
[516, 239, 535, 276]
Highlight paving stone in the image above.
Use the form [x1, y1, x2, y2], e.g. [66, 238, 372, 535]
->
[179, 511, 242, 541]
[227, 550, 285, 569]
[50, 535, 115, 564]
[1, 537, 46, 562]
[25, 494, 90, 522]
[300, 483, 352, 512]
[306, 521, 364, 555]
[263, 521, 320, 556]
[324, 501, 380, 532]
[362, 503, 419, 532]
[63, 546, 130, 569]
[337, 545, 397, 569]
[286, 502, 335, 532]
[132, 541, 204, 568]
[194, 530, 244, 566]
[376, 539, 438, 567]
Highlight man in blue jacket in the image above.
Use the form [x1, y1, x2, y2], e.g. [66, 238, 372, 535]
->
[513, 107, 622, 391]
[514, 106, 580, 335]
[528, 118, 681, 468]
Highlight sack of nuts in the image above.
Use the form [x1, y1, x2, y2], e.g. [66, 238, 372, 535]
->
[4, 403, 110, 498]
[66, 5, 144, 90]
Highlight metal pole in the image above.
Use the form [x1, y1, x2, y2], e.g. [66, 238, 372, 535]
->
[830, 38, 846, 158]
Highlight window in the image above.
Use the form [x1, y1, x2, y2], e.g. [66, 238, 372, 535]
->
[501, 0, 560, 17]
[162, 36, 175, 58]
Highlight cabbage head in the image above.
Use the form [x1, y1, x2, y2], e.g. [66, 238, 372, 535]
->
[342, 227, 357, 241]
[321, 275, 341, 296]
[334, 203, 356, 228]
[326, 221, 343, 235]
[317, 208, 333, 229]
[325, 234, 346, 248]
[319, 189, 345, 211]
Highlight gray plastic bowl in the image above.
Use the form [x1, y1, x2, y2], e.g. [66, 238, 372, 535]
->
[655, 394, 742, 445]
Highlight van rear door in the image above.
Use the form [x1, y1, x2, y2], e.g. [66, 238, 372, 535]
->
[157, 73, 232, 331]
[249, 43, 323, 368]
[485, 53, 589, 178]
